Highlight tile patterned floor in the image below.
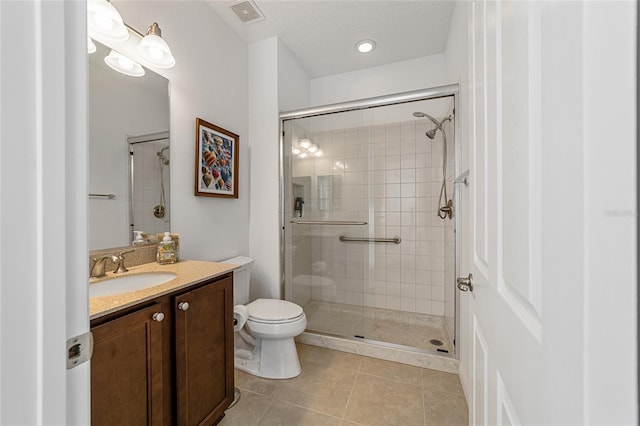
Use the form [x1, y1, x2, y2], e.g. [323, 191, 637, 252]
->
[219, 344, 468, 426]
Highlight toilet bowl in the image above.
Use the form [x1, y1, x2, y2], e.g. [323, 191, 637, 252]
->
[222, 256, 307, 379]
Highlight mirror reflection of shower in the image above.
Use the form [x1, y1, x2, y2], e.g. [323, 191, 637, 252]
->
[413, 111, 454, 219]
[128, 132, 171, 243]
[154, 146, 170, 218]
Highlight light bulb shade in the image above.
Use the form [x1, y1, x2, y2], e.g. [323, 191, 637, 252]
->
[137, 33, 175, 68]
[87, 0, 129, 42]
[87, 37, 97, 54]
[104, 50, 145, 77]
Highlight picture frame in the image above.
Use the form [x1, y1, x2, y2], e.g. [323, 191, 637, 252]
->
[194, 118, 239, 198]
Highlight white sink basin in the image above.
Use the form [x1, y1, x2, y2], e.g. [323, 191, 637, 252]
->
[89, 272, 177, 298]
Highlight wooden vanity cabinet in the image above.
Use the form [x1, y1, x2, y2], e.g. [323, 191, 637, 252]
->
[90, 273, 234, 426]
[91, 302, 165, 425]
[175, 277, 234, 425]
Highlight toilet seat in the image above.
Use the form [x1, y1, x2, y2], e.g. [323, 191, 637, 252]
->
[247, 299, 304, 324]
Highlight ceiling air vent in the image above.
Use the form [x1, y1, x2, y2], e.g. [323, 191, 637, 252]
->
[230, 0, 265, 23]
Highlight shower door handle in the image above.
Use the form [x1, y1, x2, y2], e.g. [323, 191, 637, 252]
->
[457, 273, 473, 292]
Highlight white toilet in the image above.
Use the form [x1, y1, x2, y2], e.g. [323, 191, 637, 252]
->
[222, 256, 307, 379]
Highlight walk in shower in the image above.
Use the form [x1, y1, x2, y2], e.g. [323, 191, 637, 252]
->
[281, 86, 460, 364]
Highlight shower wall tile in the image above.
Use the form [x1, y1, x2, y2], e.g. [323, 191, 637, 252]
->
[294, 118, 455, 316]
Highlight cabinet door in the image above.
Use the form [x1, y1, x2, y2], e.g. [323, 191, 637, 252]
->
[175, 276, 234, 426]
[91, 303, 165, 425]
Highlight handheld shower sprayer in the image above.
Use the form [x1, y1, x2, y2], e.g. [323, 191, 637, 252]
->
[413, 111, 454, 219]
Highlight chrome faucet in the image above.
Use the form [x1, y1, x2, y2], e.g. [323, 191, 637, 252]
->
[90, 255, 116, 278]
[90, 249, 134, 278]
[112, 249, 133, 274]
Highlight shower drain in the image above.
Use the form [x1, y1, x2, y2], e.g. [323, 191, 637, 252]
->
[429, 339, 444, 347]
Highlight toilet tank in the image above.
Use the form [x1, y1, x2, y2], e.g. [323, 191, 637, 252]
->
[221, 256, 254, 305]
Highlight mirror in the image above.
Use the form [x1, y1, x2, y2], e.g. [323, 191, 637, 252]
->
[89, 40, 170, 250]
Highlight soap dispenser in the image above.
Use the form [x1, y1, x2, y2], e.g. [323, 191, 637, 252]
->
[132, 231, 146, 245]
[157, 231, 177, 264]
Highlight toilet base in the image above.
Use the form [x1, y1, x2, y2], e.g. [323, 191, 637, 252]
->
[234, 336, 302, 379]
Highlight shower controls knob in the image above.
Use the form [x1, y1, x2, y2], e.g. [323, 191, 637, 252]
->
[152, 312, 165, 322]
[177, 302, 190, 311]
[456, 273, 473, 292]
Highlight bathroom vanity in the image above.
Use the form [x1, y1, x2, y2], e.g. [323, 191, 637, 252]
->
[89, 260, 236, 426]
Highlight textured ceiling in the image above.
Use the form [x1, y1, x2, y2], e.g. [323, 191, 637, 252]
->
[207, 0, 456, 78]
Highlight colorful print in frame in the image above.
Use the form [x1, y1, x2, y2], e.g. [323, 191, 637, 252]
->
[195, 118, 239, 198]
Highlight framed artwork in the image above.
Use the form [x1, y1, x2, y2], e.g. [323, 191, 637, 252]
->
[194, 118, 239, 198]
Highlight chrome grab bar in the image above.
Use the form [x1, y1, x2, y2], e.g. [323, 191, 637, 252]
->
[89, 193, 116, 199]
[290, 220, 368, 225]
[339, 236, 401, 244]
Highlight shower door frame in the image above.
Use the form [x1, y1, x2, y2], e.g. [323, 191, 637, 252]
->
[279, 84, 461, 358]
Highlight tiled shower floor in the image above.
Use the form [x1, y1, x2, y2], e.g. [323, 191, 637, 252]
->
[303, 300, 454, 353]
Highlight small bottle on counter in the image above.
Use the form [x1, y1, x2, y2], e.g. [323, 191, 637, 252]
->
[157, 232, 177, 264]
[132, 231, 147, 245]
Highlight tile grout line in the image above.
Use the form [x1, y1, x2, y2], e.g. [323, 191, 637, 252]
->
[421, 368, 428, 426]
[339, 358, 363, 423]
[253, 396, 276, 426]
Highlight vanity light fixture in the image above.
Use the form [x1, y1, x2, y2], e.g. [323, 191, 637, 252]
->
[87, 0, 176, 71]
[104, 50, 145, 77]
[355, 39, 376, 54]
[136, 23, 176, 69]
[87, 0, 129, 42]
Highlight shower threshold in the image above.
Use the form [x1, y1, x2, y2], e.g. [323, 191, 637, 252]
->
[297, 330, 458, 374]
[297, 301, 458, 373]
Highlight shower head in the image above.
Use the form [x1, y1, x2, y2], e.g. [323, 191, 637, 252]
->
[413, 111, 452, 139]
[412, 111, 441, 127]
[157, 145, 170, 165]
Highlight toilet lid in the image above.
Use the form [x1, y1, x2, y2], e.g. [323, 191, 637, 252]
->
[247, 299, 304, 322]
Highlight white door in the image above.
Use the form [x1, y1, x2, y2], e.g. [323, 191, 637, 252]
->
[0, 1, 90, 423]
[464, 1, 636, 424]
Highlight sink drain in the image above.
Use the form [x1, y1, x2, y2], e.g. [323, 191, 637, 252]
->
[429, 339, 444, 347]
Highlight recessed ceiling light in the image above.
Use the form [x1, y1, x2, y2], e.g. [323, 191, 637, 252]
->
[355, 39, 376, 54]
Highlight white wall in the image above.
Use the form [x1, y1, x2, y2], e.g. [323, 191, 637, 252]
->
[248, 37, 280, 299]
[278, 40, 311, 113]
[111, 1, 250, 262]
[310, 54, 449, 106]
[247, 37, 311, 299]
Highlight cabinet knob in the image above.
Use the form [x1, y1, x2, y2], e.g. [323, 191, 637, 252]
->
[152, 312, 165, 322]
[177, 302, 190, 311]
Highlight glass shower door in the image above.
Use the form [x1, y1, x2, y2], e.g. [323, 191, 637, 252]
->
[282, 94, 458, 355]
[283, 110, 373, 340]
